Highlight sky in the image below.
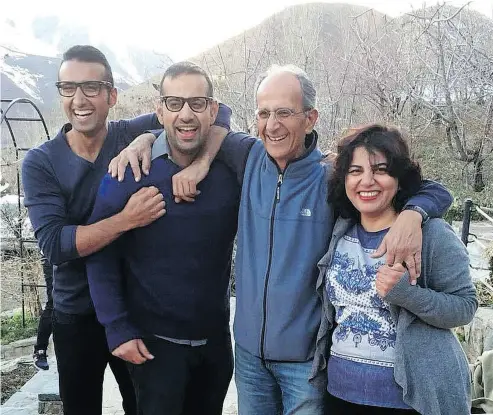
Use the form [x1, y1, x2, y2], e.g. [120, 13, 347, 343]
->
[2, 0, 492, 60]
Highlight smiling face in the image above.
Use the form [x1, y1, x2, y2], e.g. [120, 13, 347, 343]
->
[345, 146, 399, 221]
[58, 60, 116, 137]
[157, 73, 218, 162]
[255, 72, 318, 170]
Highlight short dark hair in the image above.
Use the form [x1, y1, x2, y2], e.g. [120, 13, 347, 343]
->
[159, 61, 213, 97]
[329, 123, 422, 220]
[60, 45, 114, 85]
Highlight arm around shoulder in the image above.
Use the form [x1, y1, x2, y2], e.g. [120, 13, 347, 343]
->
[404, 180, 453, 220]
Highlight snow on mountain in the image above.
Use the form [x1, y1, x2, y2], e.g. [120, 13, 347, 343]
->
[1, 47, 46, 103]
[0, 16, 172, 110]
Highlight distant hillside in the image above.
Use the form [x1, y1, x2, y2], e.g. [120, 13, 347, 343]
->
[0, 15, 173, 112]
[117, 2, 387, 130]
[116, 2, 493, 209]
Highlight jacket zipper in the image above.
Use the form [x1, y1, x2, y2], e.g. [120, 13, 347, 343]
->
[260, 172, 283, 359]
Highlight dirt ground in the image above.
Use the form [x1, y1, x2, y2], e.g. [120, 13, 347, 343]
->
[1, 363, 37, 404]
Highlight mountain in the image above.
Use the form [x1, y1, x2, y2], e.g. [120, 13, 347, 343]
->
[0, 15, 173, 112]
[116, 2, 386, 130]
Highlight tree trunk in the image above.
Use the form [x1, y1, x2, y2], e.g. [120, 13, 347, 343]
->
[473, 153, 486, 192]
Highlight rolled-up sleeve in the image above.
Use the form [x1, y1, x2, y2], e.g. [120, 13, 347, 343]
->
[22, 149, 79, 265]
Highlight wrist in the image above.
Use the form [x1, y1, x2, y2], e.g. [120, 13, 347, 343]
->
[112, 211, 133, 233]
[403, 206, 428, 225]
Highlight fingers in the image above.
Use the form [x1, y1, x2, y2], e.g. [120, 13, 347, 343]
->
[133, 186, 159, 198]
[371, 239, 387, 259]
[108, 156, 118, 177]
[390, 262, 407, 273]
[127, 152, 141, 183]
[116, 153, 130, 182]
[404, 254, 417, 284]
[147, 194, 166, 218]
[136, 339, 154, 360]
[141, 149, 152, 176]
[414, 251, 422, 279]
[140, 188, 166, 219]
[172, 176, 199, 204]
[112, 340, 148, 365]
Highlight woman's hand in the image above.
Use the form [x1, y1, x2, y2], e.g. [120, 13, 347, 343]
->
[376, 263, 407, 298]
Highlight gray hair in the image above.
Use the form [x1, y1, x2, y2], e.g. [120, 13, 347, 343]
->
[254, 64, 317, 110]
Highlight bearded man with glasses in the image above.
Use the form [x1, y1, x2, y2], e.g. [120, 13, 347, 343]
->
[22, 47, 231, 415]
[86, 61, 239, 415]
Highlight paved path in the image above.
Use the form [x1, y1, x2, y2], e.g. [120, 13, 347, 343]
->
[453, 221, 492, 281]
[102, 298, 238, 414]
[1, 299, 238, 414]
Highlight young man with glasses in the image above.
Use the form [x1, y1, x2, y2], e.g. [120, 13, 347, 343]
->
[85, 61, 238, 415]
[22, 47, 231, 415]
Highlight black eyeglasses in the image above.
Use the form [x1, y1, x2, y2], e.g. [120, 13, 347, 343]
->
[160, 96, 212, 113]
[55, 81, 113, 98]
[255, 108, 308, 122]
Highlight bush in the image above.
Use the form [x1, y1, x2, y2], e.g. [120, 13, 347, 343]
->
[1, 312, 39, 345]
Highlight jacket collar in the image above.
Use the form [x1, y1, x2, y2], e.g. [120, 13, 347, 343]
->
[151, 132, 171, 161]
[264, 130, 323, 178]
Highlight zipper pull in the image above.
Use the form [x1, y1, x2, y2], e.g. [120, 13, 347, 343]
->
[276, 174, 283, 201]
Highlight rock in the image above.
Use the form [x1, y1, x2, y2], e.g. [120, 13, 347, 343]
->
[461, 306, 493, 363]
[38, 401, 63, 414]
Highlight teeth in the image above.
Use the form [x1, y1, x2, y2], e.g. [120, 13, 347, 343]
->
[360, 191, 379, 197]
[177, 127, 197, 131]
[268, 135, 287, 142]
[74, 110, 92, 116]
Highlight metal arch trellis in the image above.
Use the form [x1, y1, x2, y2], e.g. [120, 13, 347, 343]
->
[1, 98, 51, 326]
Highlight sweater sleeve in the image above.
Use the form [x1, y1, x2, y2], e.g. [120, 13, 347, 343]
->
[217, 131, 257, 186]
[22, 148, 79, 266]
[404, 180, 453, 219]
[384, 219, 478, 329]
[85, 173, 143, 351]
[115, 113, 163, 146]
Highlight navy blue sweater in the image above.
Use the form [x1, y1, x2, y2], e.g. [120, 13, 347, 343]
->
[22, 114, 162, 314]
[86, 157, 240, 351]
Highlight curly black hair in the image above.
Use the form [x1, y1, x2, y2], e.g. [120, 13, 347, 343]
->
[329, 123, 422, 220]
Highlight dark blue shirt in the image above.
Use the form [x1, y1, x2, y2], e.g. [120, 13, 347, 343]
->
[22, 114, 163, 314]
[86, 157, 240, 351]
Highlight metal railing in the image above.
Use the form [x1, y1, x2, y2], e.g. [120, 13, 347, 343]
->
[461, 198, 493, 296]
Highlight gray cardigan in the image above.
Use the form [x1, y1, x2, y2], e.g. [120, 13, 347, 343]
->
[311, 217, 478, 415]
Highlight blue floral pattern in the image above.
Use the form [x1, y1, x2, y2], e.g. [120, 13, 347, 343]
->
[325, 229, 398, 365]
[332, 252, 374, 295]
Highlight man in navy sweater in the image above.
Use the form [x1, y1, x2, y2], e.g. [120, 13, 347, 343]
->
[22, 46, 231, 415]
[86, 62, 239, 415]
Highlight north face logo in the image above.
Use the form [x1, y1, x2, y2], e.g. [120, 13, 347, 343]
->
[300, 208, 312, 217]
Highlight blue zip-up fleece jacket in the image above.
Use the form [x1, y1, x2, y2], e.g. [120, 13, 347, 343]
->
[229, 132, 332, 361]
[218, 130, 453, 362]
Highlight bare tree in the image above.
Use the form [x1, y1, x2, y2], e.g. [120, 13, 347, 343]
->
[406, 4, 493, 191]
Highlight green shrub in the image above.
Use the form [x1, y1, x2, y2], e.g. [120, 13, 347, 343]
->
[1, 312, 39, 345]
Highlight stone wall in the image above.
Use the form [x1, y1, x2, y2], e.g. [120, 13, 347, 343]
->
[457, 306, 493, 363]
